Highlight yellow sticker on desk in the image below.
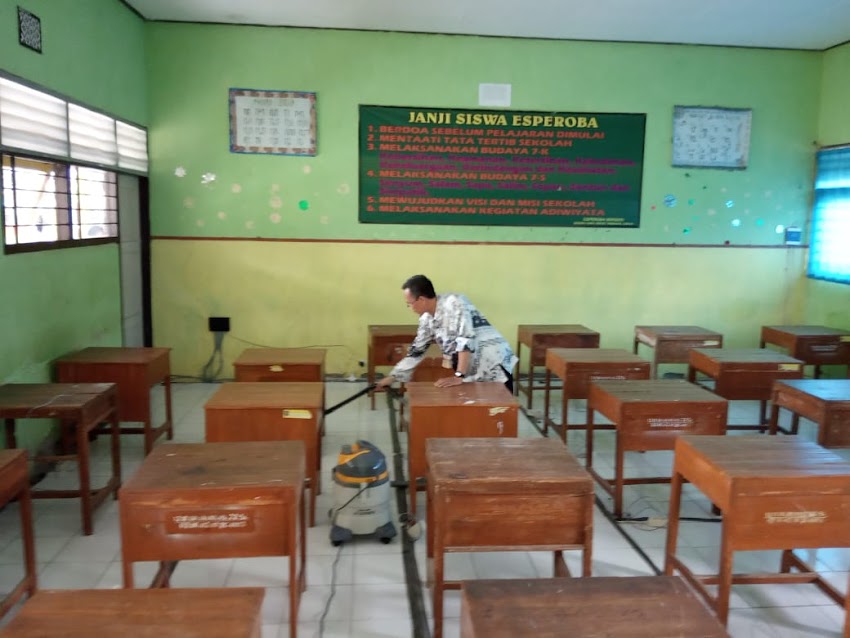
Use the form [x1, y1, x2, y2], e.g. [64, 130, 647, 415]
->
[269, 365, 284, 372]
[489, 406, 510, 416]
[841, 336, 850, 343]
[778, 364, 801, 371]
[282, 409, 312, 419]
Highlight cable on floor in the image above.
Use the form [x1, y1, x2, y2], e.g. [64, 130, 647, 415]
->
[385, 388, 432, 638]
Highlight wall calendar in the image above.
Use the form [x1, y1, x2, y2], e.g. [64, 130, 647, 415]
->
[672, 106, 751, 169]
[229, 88, 316, 156]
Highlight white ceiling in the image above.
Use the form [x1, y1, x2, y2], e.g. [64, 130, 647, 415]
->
[123, 0, 850, 51]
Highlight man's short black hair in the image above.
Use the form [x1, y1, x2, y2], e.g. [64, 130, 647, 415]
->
[402, 274, 436, 299]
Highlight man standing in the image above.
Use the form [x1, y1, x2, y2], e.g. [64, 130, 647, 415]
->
[376, 275, 517, 391]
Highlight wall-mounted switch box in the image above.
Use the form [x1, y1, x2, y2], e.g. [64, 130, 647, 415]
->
[208, 317, 230, 332]
[784, 226, 802, 245]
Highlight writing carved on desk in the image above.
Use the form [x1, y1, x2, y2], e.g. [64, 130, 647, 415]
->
[764, 511, 827, 525]
[166, 510, 255, 534]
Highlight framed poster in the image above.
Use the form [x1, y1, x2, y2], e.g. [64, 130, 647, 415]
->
[359, 105, 646, 228]
[229, 88, 316, 156]
[672, 106, 751, 169]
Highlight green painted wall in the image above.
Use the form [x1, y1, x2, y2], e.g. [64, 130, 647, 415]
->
[801, 41, 850, 353]
[0, 0, 146, 452]
[146, 25, 819, 245]
[145, 24, 824, 377]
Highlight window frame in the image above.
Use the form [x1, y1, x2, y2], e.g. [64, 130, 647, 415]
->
[2, 151, 119, 255]
[807, 144, 850, 286]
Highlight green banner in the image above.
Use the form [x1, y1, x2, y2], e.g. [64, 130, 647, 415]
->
[359, 105, 645, 228]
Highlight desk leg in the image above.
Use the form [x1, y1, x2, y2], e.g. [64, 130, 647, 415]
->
[368, 342, 376, 410]
[19, 478, 36, 596]
[560, 387, 568, 444]
[768, 403, 780, 435]
[514, 341, 522, 400]
[526, 347, 534, 409]
[409, 461, 418, 519]
[543, 370, 552, 436]
[433, 530, 445, 638]
[845, 574, 850, 638]
[3, 418, 15, 449]
[614, 434, 624, 519]
[582, 494, 593, 577]
[110, 411, 121, 498]
[553, 550, 569, 577]
[664, 471, 683, 576]
[122, 560, 134, 588]
[76, 420, 93, 536]
[716, 524, 733, 624]
[164, 375, 174, 441]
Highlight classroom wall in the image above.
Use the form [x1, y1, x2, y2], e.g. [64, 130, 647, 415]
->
[801, 41, 850, 339]
[147, 24, 821, 377]
[0, 0, 146, 451]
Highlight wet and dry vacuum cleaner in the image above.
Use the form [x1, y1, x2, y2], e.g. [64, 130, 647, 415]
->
[329, 440, 397, 545]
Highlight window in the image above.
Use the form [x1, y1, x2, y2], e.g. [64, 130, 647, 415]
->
[808, 146, 850, 285]
[2, 153, 117, 253]
[0, 76, 148, 172]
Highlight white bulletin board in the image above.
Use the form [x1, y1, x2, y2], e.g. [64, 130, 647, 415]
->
[672, 106, 751, 169]
[229, 88, 317, 156]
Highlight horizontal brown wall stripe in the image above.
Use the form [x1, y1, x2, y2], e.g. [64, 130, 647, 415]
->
[151, 235, 807, 249]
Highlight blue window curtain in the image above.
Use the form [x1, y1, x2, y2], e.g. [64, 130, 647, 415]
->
[808, 147, 850, 285]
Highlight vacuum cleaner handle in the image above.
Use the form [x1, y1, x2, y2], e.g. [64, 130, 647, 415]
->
[323, 384, 377, 416]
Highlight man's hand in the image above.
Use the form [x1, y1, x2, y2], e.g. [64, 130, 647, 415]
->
[434, 376, 464, 388]
[375, 376, 395, 391]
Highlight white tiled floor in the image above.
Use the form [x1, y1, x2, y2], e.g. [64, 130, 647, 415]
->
[1, 381, 848, 637]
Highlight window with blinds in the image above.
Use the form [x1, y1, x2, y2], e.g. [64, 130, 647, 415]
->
[2, 153, 118, 252]
[0, 74, 140, 253]
[0, 75, 147, 173]
[808, 146, 850, 285]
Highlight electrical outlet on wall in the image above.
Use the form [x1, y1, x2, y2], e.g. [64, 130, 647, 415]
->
[208, 317, 230, 332]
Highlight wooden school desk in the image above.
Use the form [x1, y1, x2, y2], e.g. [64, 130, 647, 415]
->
[665, 435, 850, 626]
[0, 588, 264, 638]
[633, 325, 723, 378]
[427, 438, 593, 638]
[406, 382, 517, 517]
[586, 379, 727, 518]
[367, 324, 418, 409]
[0, 383, 120, 535]
[761, 325, 850, 378]
[233, 347, 326, 382]
[543, 348, 650, 443]
[119, 441, 305, 638]
[204, 382, 324, 526]
[54, 347, 173, 455]
[769, 379, 850, 447]
[516, 324, 600, 409]
[397, 345, 454, 433]
[460, 576, 729, 638]
[0, 450, 36, 619]
[687, 348, 804, 427]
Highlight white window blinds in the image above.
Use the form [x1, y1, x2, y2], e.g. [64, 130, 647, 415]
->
[116, 121, 149, 172]
[69, 104, 118, 166]
[0, 77, 68, 157]
[0, 76, 147, 173]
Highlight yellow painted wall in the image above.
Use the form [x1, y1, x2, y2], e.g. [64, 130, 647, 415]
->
[153, 239, 806, 377]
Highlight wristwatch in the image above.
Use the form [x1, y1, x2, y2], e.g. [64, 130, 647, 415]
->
[454, 371, 465, 378]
